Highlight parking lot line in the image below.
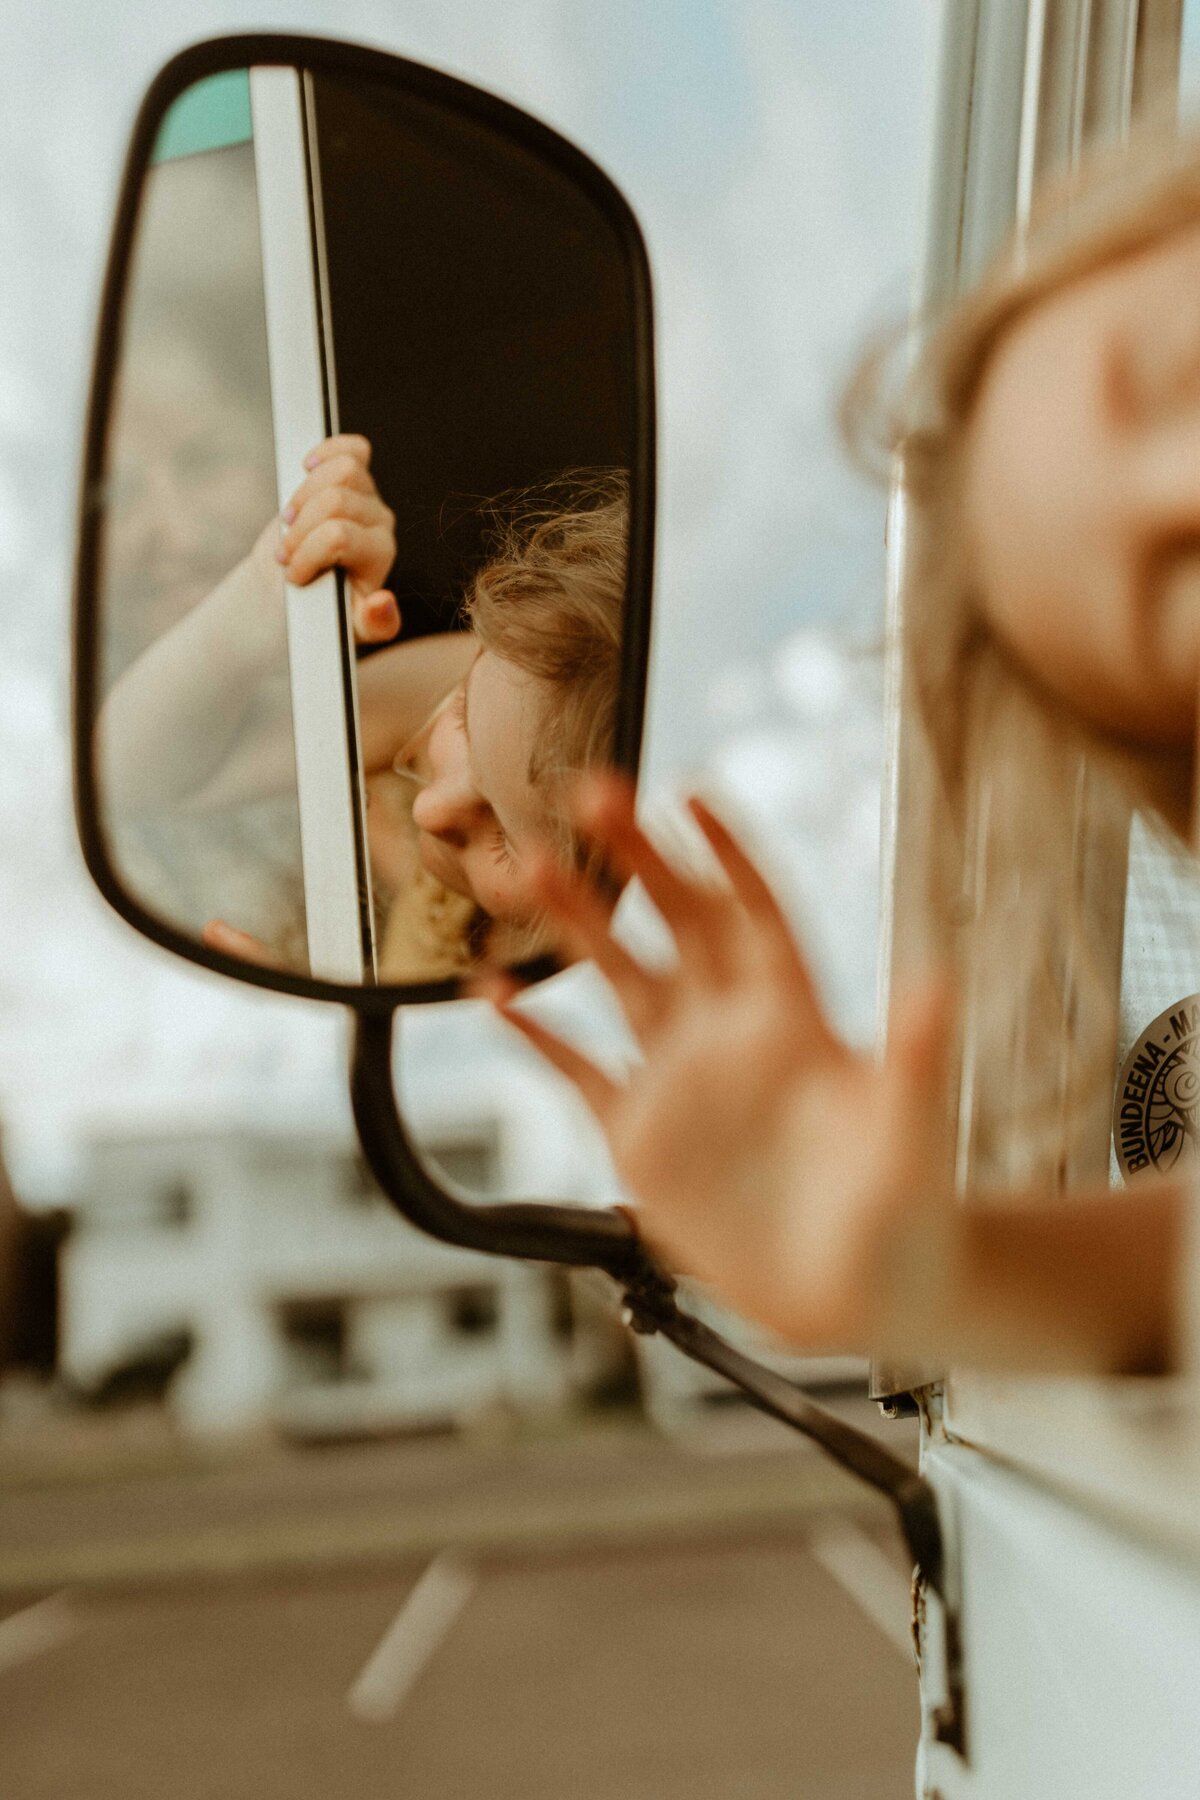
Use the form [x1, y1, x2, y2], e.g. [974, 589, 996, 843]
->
[346, 1552, 478, 1723]
[808, 1522, 914, 1659]
[0, 1590, 79, 1677]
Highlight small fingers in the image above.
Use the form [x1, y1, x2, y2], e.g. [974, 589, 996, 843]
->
[202, 918, 290, 971]
[685, 798, 778, 922]
[278, 485, 396, 593]
[475, 972, 621, 1124]
[572, 773, 735, 980]
[284, 455, 378, 521]
[351, 589, 401, 644]
[303, 433, 372, 471]
[281, 483, 392, 546]
[523, 852, 668, 1041]
[279, 476, 397, 604]
[281, 518, 396, 591]
[686, 796, 831, 1029]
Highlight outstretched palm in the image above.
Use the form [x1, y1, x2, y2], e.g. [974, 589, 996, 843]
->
[485, 775, 950, 1352]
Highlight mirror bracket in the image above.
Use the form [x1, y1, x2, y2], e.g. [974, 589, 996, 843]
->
[626, 1286, 966, 1755]
[349, 1005, 673, 1289]
[350, 1001, 955, 1680]
[627, 1293, 949, 1590]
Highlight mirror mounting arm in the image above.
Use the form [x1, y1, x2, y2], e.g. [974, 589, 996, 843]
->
[350, 1004, 953, 1627]
[626, 1288, 946, 1592]
[350, 1006, 670, 1287]
[623, 1288, 965, 1756]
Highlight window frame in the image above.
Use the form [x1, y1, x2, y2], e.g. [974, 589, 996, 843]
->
[250, 65, 377, 984]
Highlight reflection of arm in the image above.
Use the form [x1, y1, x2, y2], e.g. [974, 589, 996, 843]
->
[357, 631, 477, 772]
[189, 629, 478, 809]
[98, 522, 289, 814]
[98, 431, 416, 816]
[937, 1181, 1184, 1374]
[102, 593, 477, 817]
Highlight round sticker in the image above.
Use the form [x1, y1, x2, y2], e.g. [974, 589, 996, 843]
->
[1113, 994, 1200, 1180]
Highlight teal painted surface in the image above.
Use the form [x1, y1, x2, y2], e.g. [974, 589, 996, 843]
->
[152, 69, 253, 163]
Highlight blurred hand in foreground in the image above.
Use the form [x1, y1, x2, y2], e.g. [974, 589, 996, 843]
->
[478, 772, 952, 1354]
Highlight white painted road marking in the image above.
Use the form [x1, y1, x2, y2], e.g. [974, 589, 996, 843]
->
[0, 1591, 79, 1676]
[809, 1522, 914, 1659]
[347, 1552, 478, 1724]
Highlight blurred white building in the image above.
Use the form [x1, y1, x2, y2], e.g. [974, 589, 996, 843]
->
[60, 1063, 609, 1436]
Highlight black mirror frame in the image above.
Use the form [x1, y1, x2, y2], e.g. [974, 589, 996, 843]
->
[72, 29, 657, 1013]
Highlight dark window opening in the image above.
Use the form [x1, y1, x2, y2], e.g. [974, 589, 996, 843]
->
[446, 1284, 499, 1338]
[153, 1179, 193, 1227]
[280, 1300, 348, 1382]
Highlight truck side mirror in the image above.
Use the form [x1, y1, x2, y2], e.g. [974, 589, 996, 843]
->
[73, 31, 658, 1282]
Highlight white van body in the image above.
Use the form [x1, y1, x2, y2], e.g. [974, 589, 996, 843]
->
[885, 8, 1200, 1795]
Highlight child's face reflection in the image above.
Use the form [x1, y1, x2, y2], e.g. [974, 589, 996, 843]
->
[409, 650, 550, 921]
[965, 221, 1200, 748]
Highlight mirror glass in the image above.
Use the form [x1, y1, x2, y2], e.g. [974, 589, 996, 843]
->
[88, 59, 643, 991]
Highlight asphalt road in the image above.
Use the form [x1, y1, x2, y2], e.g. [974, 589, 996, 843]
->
[0, 1403, 922, 1799]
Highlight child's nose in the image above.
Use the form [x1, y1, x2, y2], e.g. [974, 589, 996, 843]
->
[411, 775, 472, 844]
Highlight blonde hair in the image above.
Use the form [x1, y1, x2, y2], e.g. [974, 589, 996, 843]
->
[465, 470, 628, 864]
[373, 474, 629, 981]
[848, 128, 1200, 1186]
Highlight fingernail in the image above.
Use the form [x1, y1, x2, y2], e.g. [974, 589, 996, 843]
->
[303, 452, 319, 469]
[275, 544, 288, 564]
[282, 503, 296, 524]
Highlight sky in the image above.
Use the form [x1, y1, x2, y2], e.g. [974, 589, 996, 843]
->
[0, 2, 938, 1197]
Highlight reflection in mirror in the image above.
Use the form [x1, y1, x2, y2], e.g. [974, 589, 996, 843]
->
[92, 61, 640, 991]
[98, 80, 309, 967]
